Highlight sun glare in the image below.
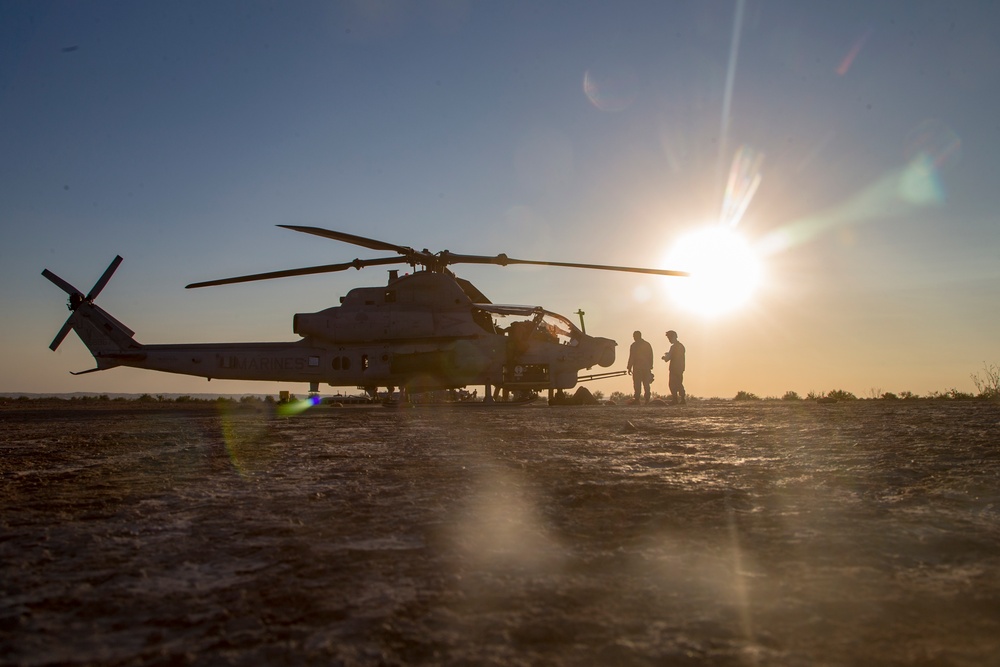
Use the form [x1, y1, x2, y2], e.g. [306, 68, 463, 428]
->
[664, 225, 762, 316]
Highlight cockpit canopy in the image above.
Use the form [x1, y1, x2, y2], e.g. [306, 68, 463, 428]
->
[473, 304, 581, 346]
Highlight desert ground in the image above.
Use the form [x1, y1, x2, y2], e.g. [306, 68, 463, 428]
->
[1, 399, 998, 666]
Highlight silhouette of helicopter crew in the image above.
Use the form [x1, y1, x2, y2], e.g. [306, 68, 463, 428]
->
[663, 329, 686, 404]
[626, 330, 654, 404]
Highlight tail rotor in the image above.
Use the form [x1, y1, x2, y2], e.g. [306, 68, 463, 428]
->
[42, 255, 127, 351]
[85, 255, 122, 302]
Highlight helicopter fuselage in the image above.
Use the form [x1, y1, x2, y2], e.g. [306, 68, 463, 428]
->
[50, 267, 617, 395]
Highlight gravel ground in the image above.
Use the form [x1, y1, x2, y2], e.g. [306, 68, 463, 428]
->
[2, 399, 999, 666]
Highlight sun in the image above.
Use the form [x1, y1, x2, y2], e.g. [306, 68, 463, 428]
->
[663, 225, 763, 316]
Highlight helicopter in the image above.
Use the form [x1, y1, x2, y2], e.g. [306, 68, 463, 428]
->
[43, 226, 687, 402]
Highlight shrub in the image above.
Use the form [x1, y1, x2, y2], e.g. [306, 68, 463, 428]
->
[946, 389, 975, 401]
[927, 389, 975, 400]
[882, 392, 899, 400]
[734, 390, 760, 401]
[826, 389, 857, 401]
[971, 362, 1000, 399]
[782, 391, 801, 401]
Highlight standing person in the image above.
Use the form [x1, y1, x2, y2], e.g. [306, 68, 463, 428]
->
[626, 330, 654, 404]
[662, 330, 686, 404]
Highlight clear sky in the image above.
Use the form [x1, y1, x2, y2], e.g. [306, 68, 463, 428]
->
[2, 0, 998, 398]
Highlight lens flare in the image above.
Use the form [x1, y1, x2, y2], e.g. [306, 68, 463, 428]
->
[277, 397, 319, 417]
[583, 67, 638, 112]
[759, 155, 953, 257]
[218, 402, 274, 477]
[720, 145, 763, 229]
[758, 120, 959, 257]
[837, 27, 873, 76]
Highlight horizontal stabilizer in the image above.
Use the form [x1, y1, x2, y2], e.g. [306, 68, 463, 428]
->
[70, 367, 108, 376]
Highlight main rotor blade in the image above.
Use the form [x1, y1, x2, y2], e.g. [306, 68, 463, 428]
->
[85, 255, 123, 301]
[274, 226, 688, 276]
[185, 256, 410, 288]
[278, 225, 414, 256]
[42, 269, 83, 297]
[440, 253, 690, 277]
[505, 258, 689, 277]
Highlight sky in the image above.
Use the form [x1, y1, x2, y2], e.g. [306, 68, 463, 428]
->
[2, 0, 998, 399]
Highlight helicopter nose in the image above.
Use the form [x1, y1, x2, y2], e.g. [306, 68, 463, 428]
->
[594, 337, 616, 367]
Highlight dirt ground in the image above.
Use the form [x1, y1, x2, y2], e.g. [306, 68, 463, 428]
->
[1, 399, 999, 666]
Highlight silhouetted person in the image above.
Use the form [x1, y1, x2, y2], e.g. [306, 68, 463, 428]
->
[627, 330, 654, 404]
[663, 330, 686, 404]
